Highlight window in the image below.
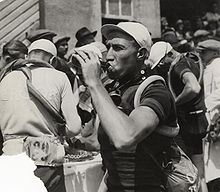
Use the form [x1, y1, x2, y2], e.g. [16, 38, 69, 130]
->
[102, 0, 133, 19]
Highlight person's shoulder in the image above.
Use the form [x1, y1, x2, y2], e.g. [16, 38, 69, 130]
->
[142, 78, 168, 94]
[211, 57, 220, 65]
[34, 67, 68, 81]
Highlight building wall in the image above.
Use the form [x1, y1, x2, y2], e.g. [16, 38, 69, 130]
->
[41, 0, 160, 49]
[0, 0, 40, 44]
[133, 0, 161, 38]
[41, 0, 102, 49]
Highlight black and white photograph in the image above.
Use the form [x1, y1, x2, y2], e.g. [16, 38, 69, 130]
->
[0, 0, 220, 192]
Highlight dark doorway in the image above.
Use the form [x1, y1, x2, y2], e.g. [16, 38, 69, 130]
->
[102, 18, 128, 25]
[160, 0, 214, 27]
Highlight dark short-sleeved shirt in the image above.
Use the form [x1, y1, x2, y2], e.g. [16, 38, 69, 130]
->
[170, 54, 208, 134]
[98, 79, 177, 192]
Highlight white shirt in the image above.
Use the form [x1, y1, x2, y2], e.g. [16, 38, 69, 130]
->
[0, 64, 81, 154]
[204, 57, 220, 111]
[0, 153, 47, 192]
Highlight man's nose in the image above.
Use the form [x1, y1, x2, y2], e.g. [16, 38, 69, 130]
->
[106, 47, 114, 61]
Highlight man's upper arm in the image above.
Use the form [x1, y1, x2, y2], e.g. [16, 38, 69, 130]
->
[182, 72, 200, 90]
[174, 58, 191, 80]
[139, 82, 173, 121]
[128, 81, 173, 141]
[174, 58, 200, 93]
[129, 105, 160, 137]
[61, 75, 81, 135]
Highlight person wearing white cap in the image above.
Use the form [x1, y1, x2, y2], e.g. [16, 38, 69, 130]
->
[197, 39, 220, 111]
[197, 39, 220, 191]
[72, 21, 179, 191]
[150, 41, 208, 192]
[0, 39, 81, 192]
[147, 41, 173, 82]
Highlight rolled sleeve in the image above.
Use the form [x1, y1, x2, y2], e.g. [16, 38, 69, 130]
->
[174, 58, 191, 80]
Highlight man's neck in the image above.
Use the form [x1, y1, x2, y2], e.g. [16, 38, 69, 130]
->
[26, 57, 53, 69]
[28, 54, 50, 63]
[118, 71, 142, 87]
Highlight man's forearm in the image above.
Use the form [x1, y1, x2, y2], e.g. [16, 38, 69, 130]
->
[88, 81, 136, 149]
[175, 85, 198, 106]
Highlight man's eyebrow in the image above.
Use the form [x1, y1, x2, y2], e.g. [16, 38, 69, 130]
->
[106, 41, 124, 47]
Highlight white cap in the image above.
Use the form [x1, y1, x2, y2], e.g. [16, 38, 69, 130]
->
[101, 22, 152, 52]
[149, 41, 173, 69]
[28, 39, 57, 56]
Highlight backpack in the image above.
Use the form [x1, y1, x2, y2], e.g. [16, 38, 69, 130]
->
[134, 75, 200, 192]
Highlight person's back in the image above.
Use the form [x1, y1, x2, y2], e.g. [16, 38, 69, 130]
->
[0, 67, 73, 146]
[0, 40, 28, 155]
[0, 39, 81, 192]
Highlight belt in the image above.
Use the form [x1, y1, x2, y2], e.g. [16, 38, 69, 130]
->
[188, 110, 205, 115]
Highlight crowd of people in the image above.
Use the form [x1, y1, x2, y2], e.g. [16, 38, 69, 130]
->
[160, 3, 220, 54]
[1, 4, 220, 192]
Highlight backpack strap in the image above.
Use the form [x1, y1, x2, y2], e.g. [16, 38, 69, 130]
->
[134, 75, 179, 137]
[168, 52, 203, 99]
[0, 58, 28, 82]
[134, 75, 165, 108]
[167, 54, 183, 99]
[20, 66, 66, 123]
[184, 52, 203, 85]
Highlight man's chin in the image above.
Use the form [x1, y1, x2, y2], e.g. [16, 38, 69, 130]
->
[107, 71, 117, 80]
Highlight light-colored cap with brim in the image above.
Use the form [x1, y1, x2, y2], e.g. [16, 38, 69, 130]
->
[101, 22, 152, 52]
[28, 39, 57, 56]
[197, 39, 220, 52]
[149, 41, 173, 69]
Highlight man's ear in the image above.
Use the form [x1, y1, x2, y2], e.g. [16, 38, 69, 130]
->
[137, 48, 148, 60]
[4, 55, 12, 64]
[49, 56, 56, 65]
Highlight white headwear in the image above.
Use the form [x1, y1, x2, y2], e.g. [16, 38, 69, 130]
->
[101, 22, 152, 52]
[148, 41, 173, 69]
[28, 39, 57, 56]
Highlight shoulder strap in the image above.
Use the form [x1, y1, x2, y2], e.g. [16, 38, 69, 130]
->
[0, 60, 66, 136]
[0, 58, 27, 82]
[19, 67, 66, 125]
[134, 75, 165, 108]
[187, 52, 204, 85]
[167, 54, 183, 99]
[134, 75, 179, 137]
